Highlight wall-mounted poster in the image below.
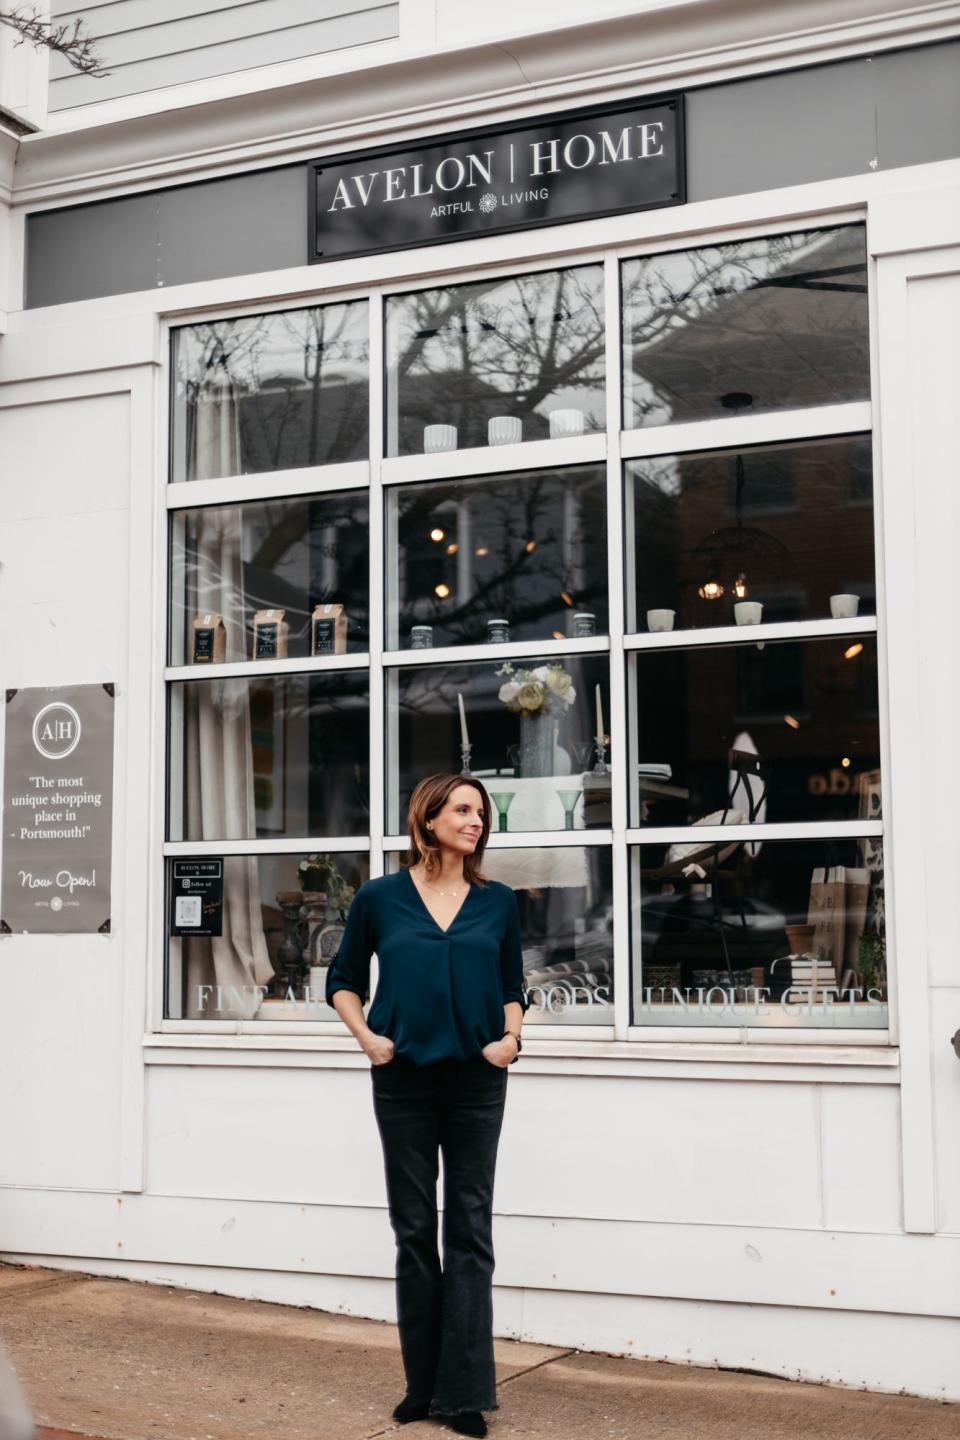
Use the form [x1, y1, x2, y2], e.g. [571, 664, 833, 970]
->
[1, 684, 115, 935]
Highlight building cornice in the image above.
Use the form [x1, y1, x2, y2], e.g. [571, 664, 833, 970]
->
[11, 0, 960, 209]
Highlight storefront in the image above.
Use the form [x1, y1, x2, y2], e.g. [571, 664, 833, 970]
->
[1, 1, 959, 1401]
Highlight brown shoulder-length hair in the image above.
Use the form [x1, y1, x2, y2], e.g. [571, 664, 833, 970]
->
[402, 772, 492, 885]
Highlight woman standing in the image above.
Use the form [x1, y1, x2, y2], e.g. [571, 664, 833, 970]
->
[326, 772, 528, 1437]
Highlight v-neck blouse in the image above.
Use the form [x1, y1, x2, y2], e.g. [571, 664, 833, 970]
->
[325, 869, 529, 1065]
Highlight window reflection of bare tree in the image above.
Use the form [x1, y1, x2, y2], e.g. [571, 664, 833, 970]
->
[389, 266, 606, 453]
[176, 303, 369, 480]
[623, 228, 868, 427]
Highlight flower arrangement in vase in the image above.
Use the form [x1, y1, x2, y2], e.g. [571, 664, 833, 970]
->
[496, 662, 577, 777]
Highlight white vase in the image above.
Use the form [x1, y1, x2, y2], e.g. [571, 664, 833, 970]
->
[424, 424, 458, 453]
[548, 408, 585, 439]
[488, 415, 522, 446]
[646, 608, 675, 632]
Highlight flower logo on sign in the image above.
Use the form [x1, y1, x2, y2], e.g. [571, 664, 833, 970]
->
[479, 193, 498, 214]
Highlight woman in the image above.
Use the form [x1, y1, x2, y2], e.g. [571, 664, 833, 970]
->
[326, 772, 528, 1437]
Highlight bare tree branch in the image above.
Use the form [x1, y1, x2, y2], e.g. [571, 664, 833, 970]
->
[0, 4, 108, 76]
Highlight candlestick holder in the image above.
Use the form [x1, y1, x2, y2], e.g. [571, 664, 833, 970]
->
[459, 744, 473, 775]
[592, 736, 609, 777]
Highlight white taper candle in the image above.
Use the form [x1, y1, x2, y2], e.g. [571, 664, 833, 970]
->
[595, 684, 604, 743]
[458, 692, 470, 749]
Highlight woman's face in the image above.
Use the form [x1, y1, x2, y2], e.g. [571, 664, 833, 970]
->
[429, 784, 485, 857]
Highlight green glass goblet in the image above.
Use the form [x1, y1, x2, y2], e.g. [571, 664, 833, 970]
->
[489, 790, 516, 833]
[572, 740, 594, 772]
[556, 789, 581, 831]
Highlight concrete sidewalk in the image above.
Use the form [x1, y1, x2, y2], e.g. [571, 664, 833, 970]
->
[0, 1263, 955, 1440]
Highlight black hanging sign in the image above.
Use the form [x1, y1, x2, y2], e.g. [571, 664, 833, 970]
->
[310, 94, 684, 263]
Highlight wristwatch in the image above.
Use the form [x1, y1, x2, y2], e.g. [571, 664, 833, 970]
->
[503, 1030, 522, 1063]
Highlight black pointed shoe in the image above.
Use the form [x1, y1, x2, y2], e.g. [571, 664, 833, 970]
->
[448, 1414, 487, 1437]
[392, 1396, 430, 1424]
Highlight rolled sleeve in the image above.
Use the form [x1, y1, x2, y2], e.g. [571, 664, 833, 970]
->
[325, 884, 374, 1007]
[499, 887, 530, 1012]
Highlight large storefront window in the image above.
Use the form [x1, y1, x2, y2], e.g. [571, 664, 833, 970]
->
[167, 672, 370, 842]
[166, 851, 370, 1020]
[171, 300, 369, 482]
[630, 835, 886, 1029]
[627, 635, 880, 828]
[624, 434, 876, 633]
[622, 226, 869, 429]
[163, 221, 885, 1037]
[386, 464, 608, 650]
[168, 491, 370, 665]
[385, 653, 611, 835]
[385, 264, 606, 457]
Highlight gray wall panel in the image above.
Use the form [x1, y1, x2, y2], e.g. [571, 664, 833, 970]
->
[26, 191, 159, 307]
[687, 56, 881, 201]
[49, 0, 399, 111]
[156, 164, 307, 288]
[25, 166, 305, 308]
[875, 42, 960, 168]
[25, 41, 960, 309]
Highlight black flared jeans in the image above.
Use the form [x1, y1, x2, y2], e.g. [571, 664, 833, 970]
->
[371, 1053, 508, 1415]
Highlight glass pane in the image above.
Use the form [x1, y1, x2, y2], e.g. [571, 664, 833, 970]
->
[622, 226, 869, 429]
[385, 846, 614, 1026]
[631, 836, 886, 1029]
[169, 492, 370, 665]
[387, 465, 608, 650]
[166, 851, 369, 1020]
[625, 434, 876, 632]
[387, 654, 612, 834]
[628, 636, 880, 828]
[168, 672, 369, 841]
[385, 265, 605, 457]
[171, 301, 368, 482]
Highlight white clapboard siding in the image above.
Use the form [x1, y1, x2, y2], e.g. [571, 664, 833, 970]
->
[49, 0, 399, 110]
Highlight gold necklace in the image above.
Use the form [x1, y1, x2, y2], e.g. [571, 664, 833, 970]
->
[416, 873, 467, 898]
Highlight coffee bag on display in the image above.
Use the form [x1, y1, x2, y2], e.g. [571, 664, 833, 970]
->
[312, 603, 348, 655]
[192, 612, 226, 663]
[253, 608, 288, 659]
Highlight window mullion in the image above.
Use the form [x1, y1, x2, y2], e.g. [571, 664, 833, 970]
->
[369, 287, 386, 883]
[604, 252, 630, 1041]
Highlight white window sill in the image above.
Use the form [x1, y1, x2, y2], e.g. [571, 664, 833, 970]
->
[142, 1032, 897, 1083]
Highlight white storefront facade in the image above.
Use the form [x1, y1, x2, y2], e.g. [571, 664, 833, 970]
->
[1, 0, 959, 1402]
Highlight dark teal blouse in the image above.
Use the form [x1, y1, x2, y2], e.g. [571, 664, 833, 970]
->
[325, 869, 529, 1065]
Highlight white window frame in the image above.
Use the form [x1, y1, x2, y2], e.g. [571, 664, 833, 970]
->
[150, 195, 892, 1056]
